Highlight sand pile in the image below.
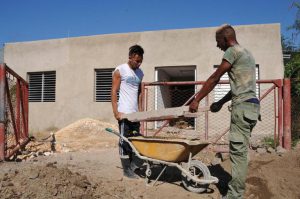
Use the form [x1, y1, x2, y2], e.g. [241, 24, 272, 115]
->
[0, 163, 95, 199]
[0, 162, 135, 199]
[55, 118, 119, 152]
[244, 146, 300, 199]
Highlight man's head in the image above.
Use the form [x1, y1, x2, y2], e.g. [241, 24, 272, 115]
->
[128, 44, 144, 70]
[215, 24, 237, 51]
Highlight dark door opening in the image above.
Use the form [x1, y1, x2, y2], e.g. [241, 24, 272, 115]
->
[155, 66, 196, 128]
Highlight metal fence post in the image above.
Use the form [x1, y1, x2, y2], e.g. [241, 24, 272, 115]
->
[276, 79, 283, 147]
[0, 64, 6, 160]
[283, 78, 292, 150]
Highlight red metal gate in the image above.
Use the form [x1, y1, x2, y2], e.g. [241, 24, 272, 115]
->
[0, 63, 29, 161]
[141, 79, 291, 150]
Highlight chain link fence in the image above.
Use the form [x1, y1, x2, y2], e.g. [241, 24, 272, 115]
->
[291, 79, 300, 144]
[0, 64, 29, 160]
[141, 80, 287, 147]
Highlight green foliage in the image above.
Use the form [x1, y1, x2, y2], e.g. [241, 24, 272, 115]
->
[282, 1, 300, 148]
[282, 35, 296, 52]
[292, 132, 300, 148]
[262, 136, 278, 148]
[291, 96, 300, 148]
[283, 1, 300, 96]
[285, 53, 300, 96]
[287, 1, 300, 37]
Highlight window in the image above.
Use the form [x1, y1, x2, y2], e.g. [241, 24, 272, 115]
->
[213, 65, 260, 102]
[95, 68, 115, 102]
[28, 71, 56, 102]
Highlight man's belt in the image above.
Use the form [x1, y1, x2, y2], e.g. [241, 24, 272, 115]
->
[245, 98, 260, 104]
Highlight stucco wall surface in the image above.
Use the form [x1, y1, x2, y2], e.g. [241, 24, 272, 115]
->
[4, 24, 283, 132]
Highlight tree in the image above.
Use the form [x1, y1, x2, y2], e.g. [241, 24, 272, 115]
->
[284, 1, 300, 97]
[287, 1, 300, 45]
[284, 1, 300, 146]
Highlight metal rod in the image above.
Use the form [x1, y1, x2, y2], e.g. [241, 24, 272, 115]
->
[145, 88, 148, 136]
[260, 85, 276, 100]
[0, 123, 4, 161]
[152, 166, 167, 186]
[144, 79, 281, 86]
[205, 96, 209, 140]
[277, 80, 283, 147]
[5, 77, 19, 144]
[16, 80, 20, 138]
[5, 137, 30, 159]
[212, 127, 230, 144]
[283, 78, 291, 150]
[24, 84, 29, 137]
[20, 83, 27, 139]
[0, 64, 5, 161]
[274, 88, 277, 148]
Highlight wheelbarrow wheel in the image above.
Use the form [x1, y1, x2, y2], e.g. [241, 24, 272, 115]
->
[181, 160, 210, 193]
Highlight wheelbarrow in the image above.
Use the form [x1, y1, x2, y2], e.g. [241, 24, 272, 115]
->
[106, 128, 218, 193]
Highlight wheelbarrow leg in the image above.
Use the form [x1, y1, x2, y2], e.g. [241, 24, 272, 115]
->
[145, 161, 167, 187]
[152, 165, 167, 186]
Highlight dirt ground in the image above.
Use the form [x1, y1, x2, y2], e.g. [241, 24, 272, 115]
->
[1, 118, 300, 199]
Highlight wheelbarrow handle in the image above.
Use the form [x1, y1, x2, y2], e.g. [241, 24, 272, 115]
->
[105, 128, 131, 145]
[105, 128, 121, 138]
[105, 128, 142, 157]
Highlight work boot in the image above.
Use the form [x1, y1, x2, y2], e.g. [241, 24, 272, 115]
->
[120, 158, 139, 179]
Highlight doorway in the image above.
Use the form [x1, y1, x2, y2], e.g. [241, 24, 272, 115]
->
[155, 66, 196, 128]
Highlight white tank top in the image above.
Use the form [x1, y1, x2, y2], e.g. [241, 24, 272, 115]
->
[114, 63, 144, 114]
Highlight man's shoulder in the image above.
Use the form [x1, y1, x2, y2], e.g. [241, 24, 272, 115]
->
[227, 45, 244, 53]
[225, 45, 250, 59]
[116, 63, 128, 69]
[115, 63, 128, 74]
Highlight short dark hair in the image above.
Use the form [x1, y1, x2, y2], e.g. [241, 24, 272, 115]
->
[129, 45, 144, 57]
[216, 24, 236, 39]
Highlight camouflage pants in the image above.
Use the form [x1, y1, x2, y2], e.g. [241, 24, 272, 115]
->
[227, 102, 260, 199]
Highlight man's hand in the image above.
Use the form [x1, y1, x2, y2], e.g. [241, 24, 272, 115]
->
[210, 102, 223, 112]
[114, 111, 123, 120]
[189, 100, 199, 113]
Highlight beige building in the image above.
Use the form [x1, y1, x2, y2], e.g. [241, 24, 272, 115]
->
[4, 23, 284, 133]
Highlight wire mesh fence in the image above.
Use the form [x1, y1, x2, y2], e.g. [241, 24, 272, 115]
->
[0, 64, 29, 160]
[291, 79, 300, 141]
[141, 80, 284, 146]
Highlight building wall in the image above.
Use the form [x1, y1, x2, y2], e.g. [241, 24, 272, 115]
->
[4, 24, 284, 132]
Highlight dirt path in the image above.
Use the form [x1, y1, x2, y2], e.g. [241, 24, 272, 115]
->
[0, 148, 219, 199]
[1, 146, 300, 199]
[1, 118, 300, 199]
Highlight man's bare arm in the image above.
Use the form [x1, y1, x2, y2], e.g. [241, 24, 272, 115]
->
[210, 91, 232, 112]
[138, 81, 143, 112]
[111, 70, 122, 120]
[189, 59, 232, 112]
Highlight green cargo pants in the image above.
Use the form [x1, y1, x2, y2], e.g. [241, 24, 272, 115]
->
[227, 102, 260, 199]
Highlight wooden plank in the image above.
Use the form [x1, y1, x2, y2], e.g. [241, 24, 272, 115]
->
[121, 106, 210, 122]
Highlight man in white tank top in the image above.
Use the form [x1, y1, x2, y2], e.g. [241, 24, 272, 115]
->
[111, 45, 144, 179]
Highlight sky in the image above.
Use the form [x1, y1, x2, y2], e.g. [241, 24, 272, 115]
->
[0, 0, 299, 46]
